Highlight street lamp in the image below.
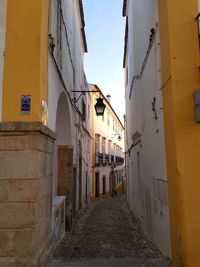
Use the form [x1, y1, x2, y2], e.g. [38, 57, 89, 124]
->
[94, 97, 106, 116]
[71, 91, 106, 117]
[118, 135, 122, 141]
[111, 134, 122, 141]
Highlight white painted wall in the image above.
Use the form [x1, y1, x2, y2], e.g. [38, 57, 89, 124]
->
[124, 0, 171, 257]
[91, 86, 124, 198]
[48, 0, 92, 213]
[0, 0, 7, 121]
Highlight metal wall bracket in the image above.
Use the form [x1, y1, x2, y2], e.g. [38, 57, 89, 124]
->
[71, 90, 99, 104]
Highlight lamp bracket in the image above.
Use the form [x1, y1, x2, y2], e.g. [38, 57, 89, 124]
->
[111, 134, 122, 141]
[71, 90, 99, 104]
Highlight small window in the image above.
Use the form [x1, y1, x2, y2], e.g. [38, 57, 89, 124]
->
[102, 137, 106, 154]
[95, 134, 100, 154]
[107, 112, 110, 126]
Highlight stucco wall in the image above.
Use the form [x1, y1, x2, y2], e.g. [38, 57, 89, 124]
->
[91, 85, 124, 200]
[124, 0, 171, 257]
[0, 0, 7, 121]
[48, 0, 92, 217]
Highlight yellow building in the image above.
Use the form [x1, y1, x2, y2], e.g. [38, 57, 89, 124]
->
[90, 84, 125, 201]
[123, 0, 200, 266]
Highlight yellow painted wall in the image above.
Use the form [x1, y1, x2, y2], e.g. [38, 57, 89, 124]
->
[158, 0, 200, 266]
[2, 0, 49, 121]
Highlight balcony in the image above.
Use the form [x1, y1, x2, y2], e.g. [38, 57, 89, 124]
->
[105, 154, 109, 165]
[99, 153, 103, 165]
[95, 153, 124, 166]
[116, 156, 124, 165]
[111, 155, 115, 163]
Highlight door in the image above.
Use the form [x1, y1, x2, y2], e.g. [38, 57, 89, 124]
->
[95, 172, 100, 198]
[103, 176, 106, 195]
[85, 172, 88, 205]
[79, 158, 82, 209]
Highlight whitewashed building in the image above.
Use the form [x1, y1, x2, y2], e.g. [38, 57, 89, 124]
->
[123, 0, 171, 257]
[48, 0, 92, 238]
[90, 84, 124, 201]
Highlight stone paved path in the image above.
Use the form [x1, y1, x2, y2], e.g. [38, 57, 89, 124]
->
[50, 195, 171, 267]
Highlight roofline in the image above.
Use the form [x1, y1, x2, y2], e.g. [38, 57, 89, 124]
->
[89, 84, 125, 129]
[122, 0, 127, 17]
[78, 0, 88, 53]
[123, 17, 128, 68]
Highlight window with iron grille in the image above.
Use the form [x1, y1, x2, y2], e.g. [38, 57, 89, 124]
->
[102, 137, 106, 154]
[95, 134, 100, 154]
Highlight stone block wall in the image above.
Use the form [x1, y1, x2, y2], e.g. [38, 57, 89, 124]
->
[0, 122, 56, 267]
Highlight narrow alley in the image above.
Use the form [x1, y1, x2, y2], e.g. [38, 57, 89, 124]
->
[50, 195, 170, 267]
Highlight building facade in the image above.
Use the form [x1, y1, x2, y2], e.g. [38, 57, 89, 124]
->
[123, 0, 200, 266]
[0, 1, 92, 267]
[90, 84, 124, 201]
[48, 0, 92, 234]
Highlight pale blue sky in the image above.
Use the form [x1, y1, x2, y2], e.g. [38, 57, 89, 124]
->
[83, 0, 125, 121]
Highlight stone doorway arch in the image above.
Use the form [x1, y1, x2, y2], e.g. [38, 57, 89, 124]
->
[54, 92, 74, 231]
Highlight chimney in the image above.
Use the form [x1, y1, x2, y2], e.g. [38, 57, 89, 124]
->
[106, 94, 111, 103]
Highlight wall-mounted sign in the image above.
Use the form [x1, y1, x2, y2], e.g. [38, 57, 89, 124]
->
[21, 95, 31, 114]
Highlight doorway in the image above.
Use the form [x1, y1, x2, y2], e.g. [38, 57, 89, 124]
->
[85, 172, 88, 205]
[95, 172, 100, 198]
[103, 176, 106, 195]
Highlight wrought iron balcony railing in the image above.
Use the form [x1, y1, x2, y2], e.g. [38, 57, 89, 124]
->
[105, 154, 109, 165]
[95, 153, 124, 166]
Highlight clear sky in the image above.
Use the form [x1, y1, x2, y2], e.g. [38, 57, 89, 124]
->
[83, 0, 125, 122]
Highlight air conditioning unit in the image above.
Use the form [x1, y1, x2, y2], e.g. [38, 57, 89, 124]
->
[52, 196, 66, 248]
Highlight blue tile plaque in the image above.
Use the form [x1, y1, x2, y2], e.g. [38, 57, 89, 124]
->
[21, 95, 31, 114]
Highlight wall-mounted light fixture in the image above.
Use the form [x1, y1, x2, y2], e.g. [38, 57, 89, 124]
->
[111, 134, 122, 141]
[71, 91, 106, 116]
[94, 97, 106, 116]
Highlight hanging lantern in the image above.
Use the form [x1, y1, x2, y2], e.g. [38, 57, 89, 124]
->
[94, 97, 106, 116]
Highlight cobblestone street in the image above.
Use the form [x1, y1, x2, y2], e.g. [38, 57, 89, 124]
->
[50, 195, 170, 267]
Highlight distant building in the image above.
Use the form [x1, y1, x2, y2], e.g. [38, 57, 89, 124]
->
[89, 84, 124, 201]
[123, 0, 200, 266]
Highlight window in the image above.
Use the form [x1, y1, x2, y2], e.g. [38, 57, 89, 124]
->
[102, 137, 106, 154]
[108, 140, 111, 155]
[107, 112, 110, 126]
[95, 134, 100, 154]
